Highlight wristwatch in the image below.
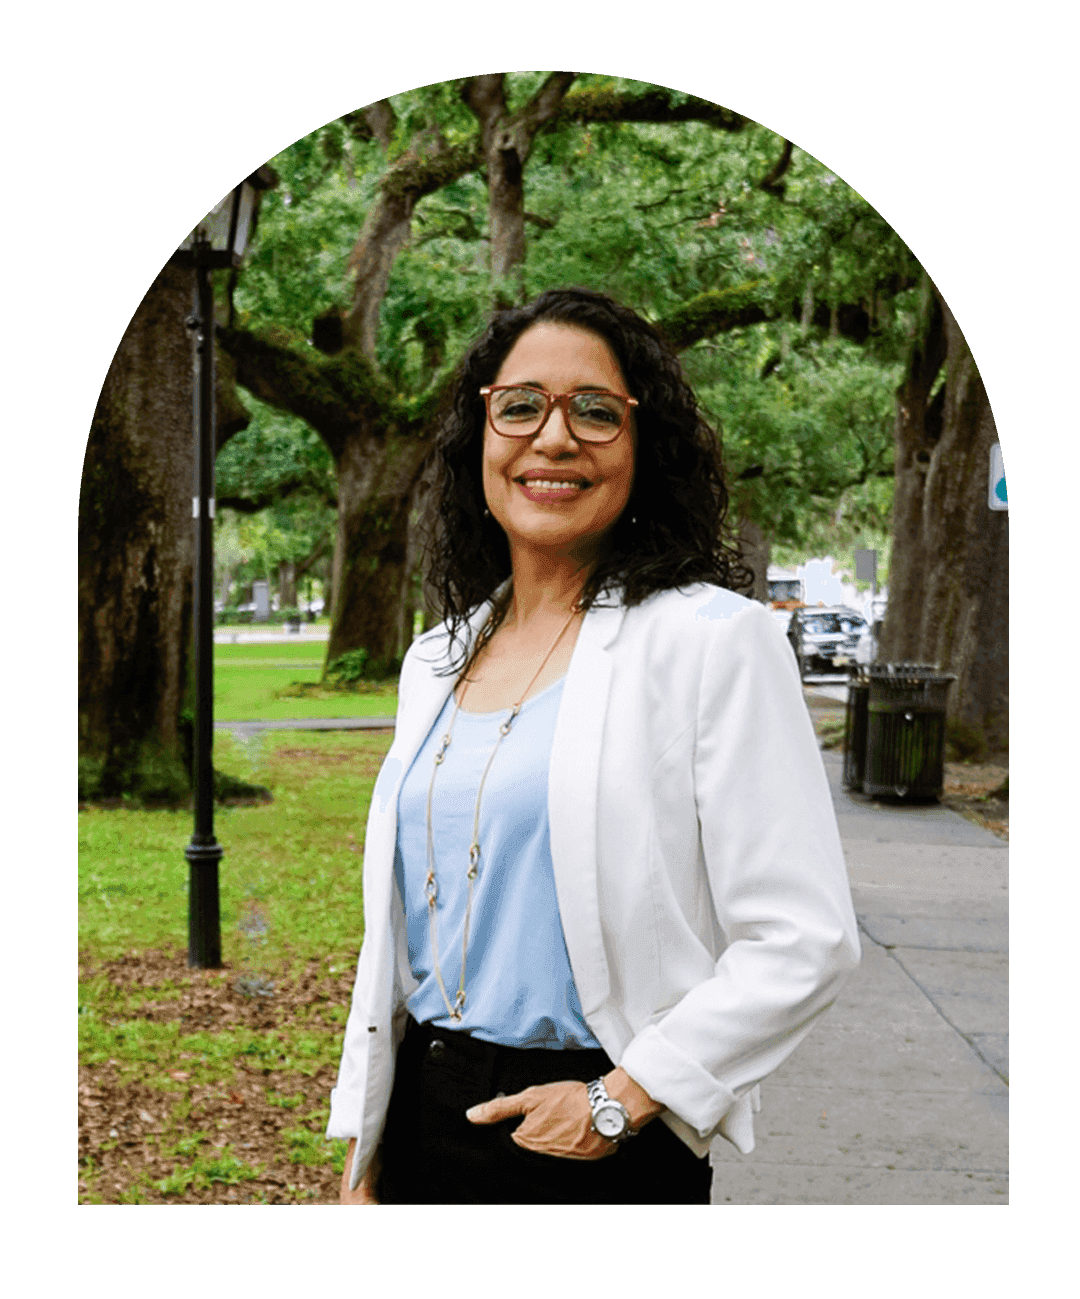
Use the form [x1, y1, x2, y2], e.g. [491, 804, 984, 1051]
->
[586, 1077, 637, 1143]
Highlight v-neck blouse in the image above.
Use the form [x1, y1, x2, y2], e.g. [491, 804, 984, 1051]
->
[393, 675, 601, 1049]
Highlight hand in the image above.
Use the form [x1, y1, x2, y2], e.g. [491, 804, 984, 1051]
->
[339, 1139, 380, 1204]
[467, 1080, 616, 1160]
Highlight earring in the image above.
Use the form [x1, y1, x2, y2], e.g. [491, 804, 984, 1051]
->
[630, 515, 638, 525]
[483, 507, 491, 518]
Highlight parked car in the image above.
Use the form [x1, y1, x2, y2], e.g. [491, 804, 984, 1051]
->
[786, 606, 867, 679]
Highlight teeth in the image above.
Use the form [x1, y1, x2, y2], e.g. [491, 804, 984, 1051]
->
[523, 480, 585, 490]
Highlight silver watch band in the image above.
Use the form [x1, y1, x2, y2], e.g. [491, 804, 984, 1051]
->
[586, 1077, 636, 1142]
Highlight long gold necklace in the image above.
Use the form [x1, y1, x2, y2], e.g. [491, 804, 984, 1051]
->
[423, 601, 580, 1021]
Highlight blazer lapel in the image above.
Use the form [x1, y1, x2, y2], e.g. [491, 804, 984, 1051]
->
[548, 600, 627, 1017]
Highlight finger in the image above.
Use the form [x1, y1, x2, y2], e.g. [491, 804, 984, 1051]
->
[465, 1091, 529, 1125]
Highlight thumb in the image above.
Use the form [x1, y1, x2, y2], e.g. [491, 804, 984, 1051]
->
[465, 1091, 525, 1125]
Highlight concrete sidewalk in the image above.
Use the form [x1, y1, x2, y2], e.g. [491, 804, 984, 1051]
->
[709, 750, 1008, 1204]
[215, 716, 395, 735]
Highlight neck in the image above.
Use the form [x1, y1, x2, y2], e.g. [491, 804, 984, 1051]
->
[505, 545, 593, 626]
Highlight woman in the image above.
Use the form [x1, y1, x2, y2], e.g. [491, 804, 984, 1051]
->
[328, 287, 859, 1205]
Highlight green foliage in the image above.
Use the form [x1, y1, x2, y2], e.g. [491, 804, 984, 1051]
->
[685, 335, 900, 552]
[217, 393, 337, 508]
[324, 647, 369, 683]
[323, 648, 403, 686]
[225, 72, 924, 583]
[214, 397, 336, 608]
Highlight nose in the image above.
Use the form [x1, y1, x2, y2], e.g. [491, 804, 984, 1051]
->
[532, 400, 578, 454]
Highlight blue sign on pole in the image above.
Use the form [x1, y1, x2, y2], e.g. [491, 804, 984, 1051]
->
[988, 443, 1007, 511]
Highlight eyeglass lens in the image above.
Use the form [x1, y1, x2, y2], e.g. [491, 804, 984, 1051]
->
[489, 387, 627, 441]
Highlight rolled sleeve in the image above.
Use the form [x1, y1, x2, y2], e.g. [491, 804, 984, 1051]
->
[623, 601, 860, 1143]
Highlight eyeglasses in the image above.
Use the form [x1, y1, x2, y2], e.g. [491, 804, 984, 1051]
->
[480, 385, 638, 444]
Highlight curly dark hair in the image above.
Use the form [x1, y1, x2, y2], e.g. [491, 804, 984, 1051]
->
[422, 287, 751, 668]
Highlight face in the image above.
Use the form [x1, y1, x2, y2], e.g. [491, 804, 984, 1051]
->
[482, 322, 636, 565]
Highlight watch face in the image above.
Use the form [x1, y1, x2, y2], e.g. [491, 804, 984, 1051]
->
[594, 1104, 627, 1139]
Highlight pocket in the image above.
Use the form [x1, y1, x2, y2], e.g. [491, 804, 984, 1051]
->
[494, 1116, 563, 1166]
[420, 1043, 490, 1120]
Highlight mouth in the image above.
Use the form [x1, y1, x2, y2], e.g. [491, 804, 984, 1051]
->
[514, 472, 592, 500]
[514, 475, 592, 498]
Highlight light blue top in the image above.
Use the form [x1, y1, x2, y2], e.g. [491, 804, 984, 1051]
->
[393, 676, 601, 1049]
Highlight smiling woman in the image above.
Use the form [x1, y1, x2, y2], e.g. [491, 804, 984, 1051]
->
[479, 323, 637, 566]
[327, 287, 860, 1205]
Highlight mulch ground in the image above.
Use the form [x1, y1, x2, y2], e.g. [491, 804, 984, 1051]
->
[78, 949, 355, 1204]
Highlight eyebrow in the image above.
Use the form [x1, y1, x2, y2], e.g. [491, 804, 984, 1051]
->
[513, 381, 621, 394]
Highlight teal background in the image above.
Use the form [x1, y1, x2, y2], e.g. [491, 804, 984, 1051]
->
[10, 0, 1070, 1288]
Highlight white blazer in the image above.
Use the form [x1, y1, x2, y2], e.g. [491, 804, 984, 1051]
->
[328, 583, 860, 1186]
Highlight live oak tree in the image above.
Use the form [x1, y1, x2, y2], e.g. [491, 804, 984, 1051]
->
[877, 276, 1007, 754]
[80, 72, 1007, 799]
[78, 263, 251, 801]
[221, 72, 916, 669]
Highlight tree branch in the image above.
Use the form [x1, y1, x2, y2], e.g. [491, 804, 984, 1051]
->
[463, 73, 577, 290]
[364, 100, 396, 151]
[343, 136, 481, 354]
[759, 139, 794, 196]
[339, 100, 397, 150]
[657, 274, 918, 352]
[555, 86, 748, 131]
[633, 187, 690, 212]
[516, 71, 579, 132]
[295, 530, 333, 578]
[460, 73, 508, 149]
[217, 326, 398, 461]
[657, 283, 771, 350]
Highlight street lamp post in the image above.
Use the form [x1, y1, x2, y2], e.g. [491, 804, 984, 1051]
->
[172, 170, 272, 968]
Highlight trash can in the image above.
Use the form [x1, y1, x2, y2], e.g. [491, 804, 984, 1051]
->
[842, 672, 870, 791]
[863, 664, 956, 799]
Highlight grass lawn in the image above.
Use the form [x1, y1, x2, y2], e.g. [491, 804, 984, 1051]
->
[213, 642, 397, 721]
[78, 729, 395, 1204]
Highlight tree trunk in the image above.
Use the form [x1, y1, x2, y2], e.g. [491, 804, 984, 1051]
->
[463, 72, 576, 303]
[737, 510, 770, 602]
[878, 278, 1008, 754]
[324, 432, 431, 670]
[327, 527, 341, 622]
[79, 262, 196, 802]
[278, 559, 297, 609]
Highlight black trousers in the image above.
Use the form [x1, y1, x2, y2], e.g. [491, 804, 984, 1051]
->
[378, 1016, 713, 1205]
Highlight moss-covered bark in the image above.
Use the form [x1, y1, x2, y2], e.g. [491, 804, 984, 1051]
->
[879, 277, 1008, 754]
[79, 263, 197, 802]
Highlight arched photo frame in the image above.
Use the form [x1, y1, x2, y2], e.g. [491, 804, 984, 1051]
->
[21, 0, 1070, 1288]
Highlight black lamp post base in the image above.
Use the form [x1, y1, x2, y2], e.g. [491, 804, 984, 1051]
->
[186, 841, 224, 968]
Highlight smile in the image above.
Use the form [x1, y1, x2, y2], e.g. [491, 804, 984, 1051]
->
[515, 477, 591, 501]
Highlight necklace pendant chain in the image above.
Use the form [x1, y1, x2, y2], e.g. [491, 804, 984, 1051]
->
[423, 596, 581, 1023]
